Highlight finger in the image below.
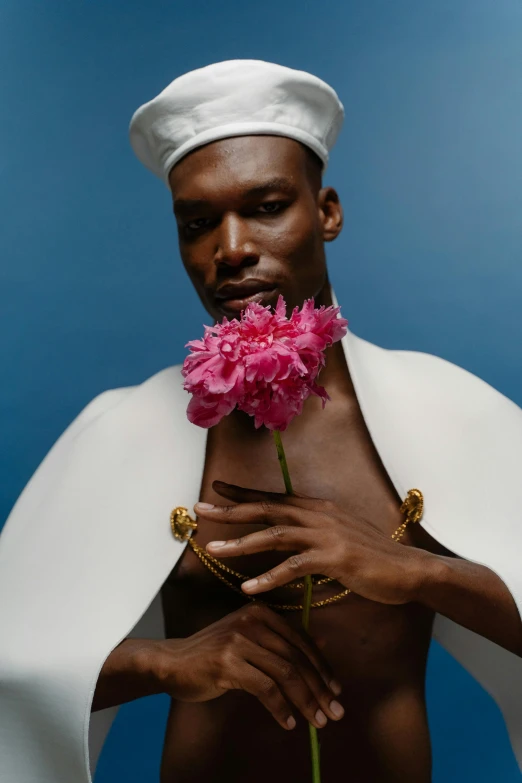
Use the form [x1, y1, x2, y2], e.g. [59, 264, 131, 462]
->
[312, 635, 328, 651]
[194, 500, 314, 528]
[206, 526, 313, 557]
[212, 480, 318, 508]
[230, 662, 296, 730]
[243, 604, 340, 695]
[240, 553, 318, 595]
[241, 638, 330, 730]
[251, 628, 344, 722]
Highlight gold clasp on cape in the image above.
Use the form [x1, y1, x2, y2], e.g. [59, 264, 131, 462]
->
[399, 489, 424, 524]
[170, 506, 198, 541]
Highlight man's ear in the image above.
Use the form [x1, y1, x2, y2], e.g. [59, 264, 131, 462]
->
[318, 187, 343, 242]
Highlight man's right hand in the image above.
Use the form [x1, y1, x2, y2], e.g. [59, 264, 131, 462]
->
[95, 603, 344, 730]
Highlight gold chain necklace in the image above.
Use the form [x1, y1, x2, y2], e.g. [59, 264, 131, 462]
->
[170, 489, 424, 611]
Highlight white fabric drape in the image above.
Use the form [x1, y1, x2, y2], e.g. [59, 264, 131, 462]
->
[1, 323, 522, 781]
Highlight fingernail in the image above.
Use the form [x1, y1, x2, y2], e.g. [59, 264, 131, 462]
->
[242, 578, 258, 591]
[329, 700, 344, 718]
[207, 540, 226, 548]
[286, 716, 296, 730]
[194, 502, 215, 511]
[315, 709, 327, 727]
[330, 679, 342, 696]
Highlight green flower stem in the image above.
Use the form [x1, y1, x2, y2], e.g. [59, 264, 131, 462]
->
[272, 429, 321, 783]
[272, 429, 294, 495]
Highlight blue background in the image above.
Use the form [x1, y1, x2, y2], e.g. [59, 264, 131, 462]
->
[1, 1, 521, 780]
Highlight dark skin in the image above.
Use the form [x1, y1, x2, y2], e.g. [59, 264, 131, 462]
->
[93, 134, 522, 783]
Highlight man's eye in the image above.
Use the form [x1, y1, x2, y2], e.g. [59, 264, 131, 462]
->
[185, 202, 285, 232]
[186, 218, 209, 231]
[258, 201, 285, 213]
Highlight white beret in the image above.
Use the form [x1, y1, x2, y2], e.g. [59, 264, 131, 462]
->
[128, 58, 344, 187]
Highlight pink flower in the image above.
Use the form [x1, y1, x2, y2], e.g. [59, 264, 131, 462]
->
[182, 295, 348, 431]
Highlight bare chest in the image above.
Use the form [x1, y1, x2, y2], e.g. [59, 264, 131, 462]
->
[162, 403, 435, 684]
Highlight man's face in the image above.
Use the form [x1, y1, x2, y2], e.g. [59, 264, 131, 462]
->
[168, 135, 343, 321]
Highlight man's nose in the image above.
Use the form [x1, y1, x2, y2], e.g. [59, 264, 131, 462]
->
[214, 213, 259, 268]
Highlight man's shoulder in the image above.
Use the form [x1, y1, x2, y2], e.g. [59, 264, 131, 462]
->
[346, 328, 521, 421]
[69, 363, 184, 438]
[69, 386, 136, 440]
[397, 345, 519, 411]
[386, 340, 520, 415]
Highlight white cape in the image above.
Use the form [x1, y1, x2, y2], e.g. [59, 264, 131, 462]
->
[1, 323, 522, 781]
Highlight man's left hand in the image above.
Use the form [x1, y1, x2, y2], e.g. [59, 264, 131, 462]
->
[195, 481, 436, 606]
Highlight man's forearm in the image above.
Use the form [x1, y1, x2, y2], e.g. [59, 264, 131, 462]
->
[91, 638, 165, 712]
[418, 554, 522, 657]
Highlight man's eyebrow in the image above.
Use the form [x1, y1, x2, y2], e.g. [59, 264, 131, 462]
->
[173, 177, 296, 214]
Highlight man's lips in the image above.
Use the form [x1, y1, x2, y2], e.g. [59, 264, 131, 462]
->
[216, 286, 276, 313]
[214, 281, 278, 313]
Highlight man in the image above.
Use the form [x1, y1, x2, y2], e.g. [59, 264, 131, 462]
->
[1, 59, 522, 783]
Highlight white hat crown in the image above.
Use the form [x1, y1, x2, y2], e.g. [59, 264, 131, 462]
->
[129, 59, 344, 186]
